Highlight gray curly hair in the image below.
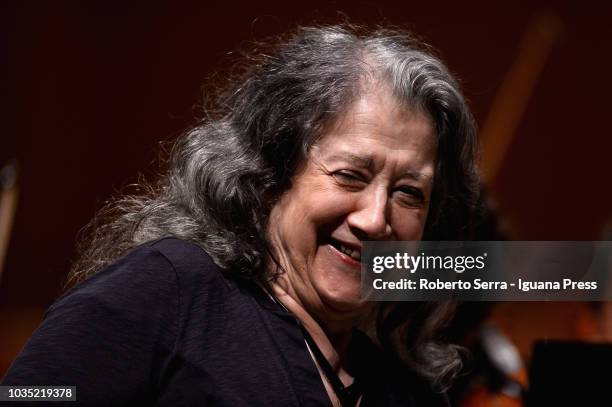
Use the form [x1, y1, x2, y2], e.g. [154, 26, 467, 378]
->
[70, 24, 479, 390]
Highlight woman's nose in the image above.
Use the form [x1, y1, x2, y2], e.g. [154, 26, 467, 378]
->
[346, 188, 392, 240]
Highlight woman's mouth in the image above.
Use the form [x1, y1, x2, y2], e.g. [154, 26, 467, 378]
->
[327, 238, 361, 263]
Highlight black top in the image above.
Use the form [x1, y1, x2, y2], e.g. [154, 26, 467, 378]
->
[2, 238, 448, 406]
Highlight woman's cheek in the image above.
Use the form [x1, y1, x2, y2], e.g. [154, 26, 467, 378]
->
[394, 211, 428, 240]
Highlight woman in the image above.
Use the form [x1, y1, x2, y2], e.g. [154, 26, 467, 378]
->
[3, 25, 478, 406]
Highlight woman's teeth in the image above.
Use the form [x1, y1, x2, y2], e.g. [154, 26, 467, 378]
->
[337, 243, 361, 261]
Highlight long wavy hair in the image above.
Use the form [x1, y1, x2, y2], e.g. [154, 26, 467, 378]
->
[70, 24, 479, 390]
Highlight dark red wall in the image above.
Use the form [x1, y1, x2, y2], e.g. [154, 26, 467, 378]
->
[1, 0, 611, 372]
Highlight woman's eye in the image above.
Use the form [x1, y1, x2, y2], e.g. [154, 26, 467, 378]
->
[332, 170, 365, 186]
[394, 186, 425, 207]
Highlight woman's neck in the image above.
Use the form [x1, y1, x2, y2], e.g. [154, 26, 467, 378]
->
[270, 281, 354, 375]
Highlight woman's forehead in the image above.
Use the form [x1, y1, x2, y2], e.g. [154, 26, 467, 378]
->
[326, 84, 433, 138]
[312, 88, 436, 158]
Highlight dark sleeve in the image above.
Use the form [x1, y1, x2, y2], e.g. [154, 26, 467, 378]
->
[1, 244, 179, 406]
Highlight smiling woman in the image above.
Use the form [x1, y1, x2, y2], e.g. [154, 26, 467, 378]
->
[2, 25, 479, 406]
[269, 86, 436, 315]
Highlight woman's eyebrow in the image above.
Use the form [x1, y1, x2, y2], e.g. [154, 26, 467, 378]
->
[325, 152, 433, 182]
[326, 152, 374, 170]
[401, 169, 433, 183]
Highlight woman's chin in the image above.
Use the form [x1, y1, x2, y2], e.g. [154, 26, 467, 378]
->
[318, 288, 370, 318]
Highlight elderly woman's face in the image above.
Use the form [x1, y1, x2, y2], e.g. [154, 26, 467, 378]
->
[269, 86, 436, 320]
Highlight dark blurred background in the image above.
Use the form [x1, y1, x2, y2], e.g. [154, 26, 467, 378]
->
[1, 0, 611, 404]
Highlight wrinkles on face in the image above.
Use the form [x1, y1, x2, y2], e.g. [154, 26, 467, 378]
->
[268, 85, 437, 328]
